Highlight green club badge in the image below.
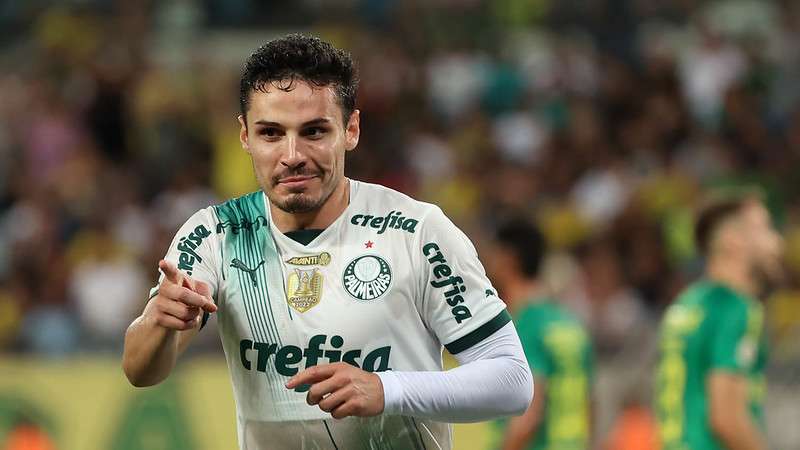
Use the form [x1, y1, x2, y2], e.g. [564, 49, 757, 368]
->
[342, 255, 392, 301]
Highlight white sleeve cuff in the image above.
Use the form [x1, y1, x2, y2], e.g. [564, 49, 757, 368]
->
[376, 370, 403, 415]
[376, 321, 533, 422]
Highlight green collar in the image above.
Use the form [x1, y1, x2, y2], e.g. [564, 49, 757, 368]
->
[284, 229, 324, 246]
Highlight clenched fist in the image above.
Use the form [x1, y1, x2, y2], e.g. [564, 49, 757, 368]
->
[286, 362, 385, 419]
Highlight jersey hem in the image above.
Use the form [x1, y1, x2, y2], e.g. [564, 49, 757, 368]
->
[444, 309, 512, 354]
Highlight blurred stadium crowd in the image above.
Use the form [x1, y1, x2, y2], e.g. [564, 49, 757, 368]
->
[1, 0, 799, 446]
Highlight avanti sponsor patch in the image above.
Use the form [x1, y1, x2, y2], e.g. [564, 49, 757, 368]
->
[285, 252, 331, 266]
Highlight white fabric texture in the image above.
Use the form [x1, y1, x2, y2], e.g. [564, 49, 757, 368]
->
[378, 322, 533, 422]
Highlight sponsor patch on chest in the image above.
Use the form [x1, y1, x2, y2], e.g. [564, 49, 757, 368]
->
[350, 211, 418, 234]
[283, 252, 331, 313]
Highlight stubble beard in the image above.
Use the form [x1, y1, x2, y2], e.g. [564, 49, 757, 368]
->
[273, 191, 326, 213]
[740, 245, 782, 299]
[753, 257, 784, 296]
[267, 176, 337, 214]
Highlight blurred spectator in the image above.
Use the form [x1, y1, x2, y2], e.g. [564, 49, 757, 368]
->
[679, 21, 748, 127]
[562, 237, 653, 355]
[67, 220, 146, 350]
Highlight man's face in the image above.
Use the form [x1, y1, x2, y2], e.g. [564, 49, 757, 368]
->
[239, 80, 359, 214]
[739, 201, 784, 283]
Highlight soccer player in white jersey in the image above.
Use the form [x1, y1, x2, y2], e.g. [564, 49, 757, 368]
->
[122, 34, 533, 449]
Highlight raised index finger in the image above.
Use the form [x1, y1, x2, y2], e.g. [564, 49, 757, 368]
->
[158, 259, 183, 285]
[286, 364, 338, 390]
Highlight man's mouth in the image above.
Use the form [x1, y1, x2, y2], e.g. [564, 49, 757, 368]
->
[277, 175, 318, 189]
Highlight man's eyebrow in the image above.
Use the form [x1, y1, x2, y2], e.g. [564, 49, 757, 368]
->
[301, 118, 332, 127]
[251, 118, 332, 127]
[253, 120, 282, 127]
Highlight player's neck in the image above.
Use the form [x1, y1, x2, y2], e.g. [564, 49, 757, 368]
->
[270, 178, 350, 233]
[706, 255, 756, 297]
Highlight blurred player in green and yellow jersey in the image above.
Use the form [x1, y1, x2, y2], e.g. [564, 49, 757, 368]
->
[487, 218, 594, 450]
[655, 193, 783, 450]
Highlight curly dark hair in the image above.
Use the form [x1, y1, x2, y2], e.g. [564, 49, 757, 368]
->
[239, 34, 358, 125]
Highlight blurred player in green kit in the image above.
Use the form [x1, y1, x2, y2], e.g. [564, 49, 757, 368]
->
[656, 192, 783, 450]
[487, 218, 594, 450]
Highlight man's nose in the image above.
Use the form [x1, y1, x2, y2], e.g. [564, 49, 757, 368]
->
[280, 135, 305, 168]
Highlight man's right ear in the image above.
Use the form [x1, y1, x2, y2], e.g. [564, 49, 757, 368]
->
[238, 115, 250, 153]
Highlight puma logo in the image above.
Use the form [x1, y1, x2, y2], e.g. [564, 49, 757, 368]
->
[230, 258, 264, 287]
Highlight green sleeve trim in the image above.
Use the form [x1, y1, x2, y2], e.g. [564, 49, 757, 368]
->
[445, 309, 512, 355]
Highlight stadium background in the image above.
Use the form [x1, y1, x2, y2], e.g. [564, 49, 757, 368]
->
[1, 0, 799, 448]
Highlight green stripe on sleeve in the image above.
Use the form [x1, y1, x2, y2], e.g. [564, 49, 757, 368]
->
[444, 309, 512, 355]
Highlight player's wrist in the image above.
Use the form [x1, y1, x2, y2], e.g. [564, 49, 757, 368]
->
[140, 310, 178, 337]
